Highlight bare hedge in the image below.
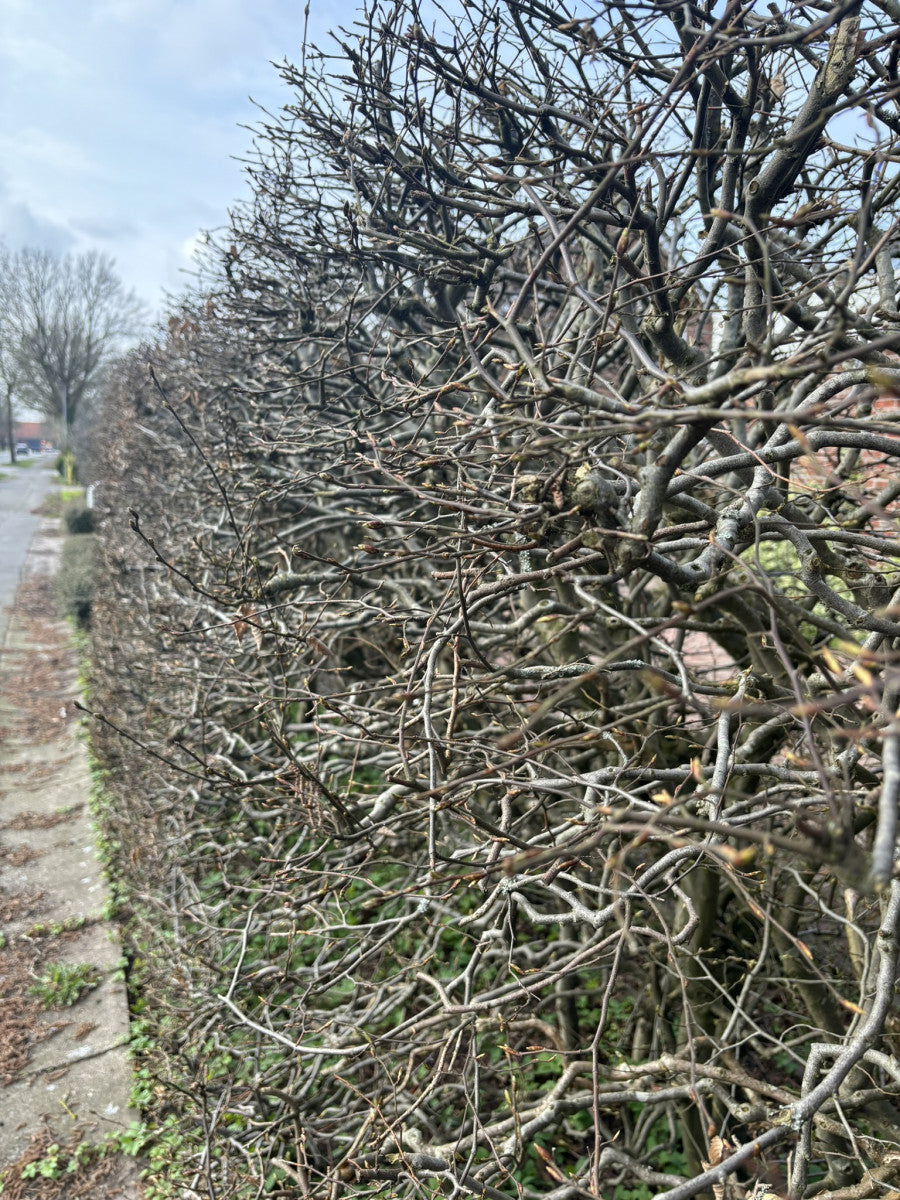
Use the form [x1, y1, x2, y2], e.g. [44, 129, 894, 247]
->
[90, 2, 900, 1197]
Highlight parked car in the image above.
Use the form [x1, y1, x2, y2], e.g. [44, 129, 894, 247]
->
[14, 443, 29, 457]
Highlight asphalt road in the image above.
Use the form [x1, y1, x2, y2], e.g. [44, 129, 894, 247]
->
[0, 461, 56, 647]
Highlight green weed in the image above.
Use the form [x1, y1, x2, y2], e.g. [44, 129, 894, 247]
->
[24, 914, 91, 939]
[21, 1142, 63, 1180]
[29, 961, 101, 1008]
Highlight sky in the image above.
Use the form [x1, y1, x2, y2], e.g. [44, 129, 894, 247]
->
[0, 0, 361, 322]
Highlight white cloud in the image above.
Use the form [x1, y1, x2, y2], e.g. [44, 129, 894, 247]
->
[84, 0, 303, 95]
[0, 31, 79, 79]
[71, 216, 141, 240]
[0, 127, 98, 178]
[0, 192, 76, 255]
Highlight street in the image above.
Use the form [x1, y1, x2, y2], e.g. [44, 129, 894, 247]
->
[0, 462, 55, 647]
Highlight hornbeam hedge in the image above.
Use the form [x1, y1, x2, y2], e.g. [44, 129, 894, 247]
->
[91, 1, 900, 1196]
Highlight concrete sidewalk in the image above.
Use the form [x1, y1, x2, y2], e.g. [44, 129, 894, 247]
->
[0, 511, 140, 1189]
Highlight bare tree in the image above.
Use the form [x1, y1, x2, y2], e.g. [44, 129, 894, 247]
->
[0, 247, 28, 463]
[10, 248, 145, 441]
[88, 1, 900, 1197]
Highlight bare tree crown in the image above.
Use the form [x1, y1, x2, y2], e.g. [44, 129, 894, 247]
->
[2, 247, 144, 433]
